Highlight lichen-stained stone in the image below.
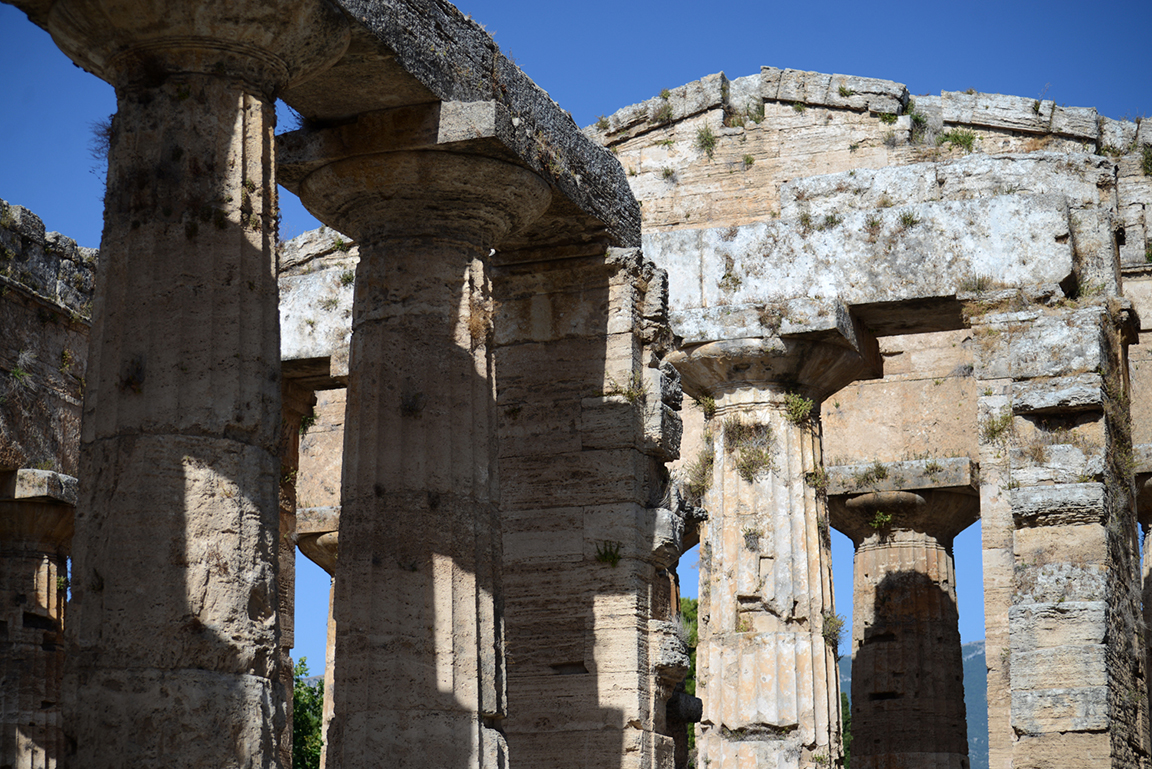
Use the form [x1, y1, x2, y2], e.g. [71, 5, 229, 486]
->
[972, 302, 1147, 768]
[287, 147, 552, 769]
[645, 194, 1074, 326]
[493, 244, 685, 769]
[2, 1, 354, 766]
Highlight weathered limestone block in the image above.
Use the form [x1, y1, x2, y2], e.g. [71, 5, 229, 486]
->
[279, 235, 356, 387]
[1100, 118, 1139, 154]
[0, 470, 73, 769]
[494, 245, 685, 769]
[780, 153, 1114, 220]
[970, 300, 1147, 768]
[0, 199, 97, 317]
[0, 208, 91, 476]
[646, 194, 1074, 325]
[18, 1, 352, 765]
[827, 457, 977, 497]
[589, 72, 727, 144]
[820, 329, 979, 467]
[942, 90, 1053, 135]
[1011, 372, 1105, 414]
[761, 67, 907, 115]
[1050, 105, 1100, 141]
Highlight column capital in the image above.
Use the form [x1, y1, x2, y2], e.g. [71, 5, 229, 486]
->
[297, 506, 339, 576]
[667, 309, 880, 403]
[47, 0, 349, 94]
[830, 488, 979, 546]
[296, 150, 552, 247]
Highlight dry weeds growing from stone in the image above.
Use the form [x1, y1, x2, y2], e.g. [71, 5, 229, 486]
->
[804, 466, 829, 492]
[821, 612, 845, 658]
[682, 430, 715, 506]
[982, 410, 1014, 443]
[605, 372, 648, 404]
[696, 126, 717, 159]
[693, 394, 717, 420]
[723, 416, 774, 482]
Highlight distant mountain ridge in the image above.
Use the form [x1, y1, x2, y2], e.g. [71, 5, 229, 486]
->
[839, 640, 987, 769]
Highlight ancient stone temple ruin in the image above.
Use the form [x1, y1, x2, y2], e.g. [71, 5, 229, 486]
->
[2, 1, 1152, 769]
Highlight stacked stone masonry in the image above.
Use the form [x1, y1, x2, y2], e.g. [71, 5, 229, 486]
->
[589, 64, 1152, 769]
[3, 2, 1152, 769]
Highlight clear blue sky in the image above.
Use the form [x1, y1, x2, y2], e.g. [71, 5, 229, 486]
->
[2, 0, 1148, 668]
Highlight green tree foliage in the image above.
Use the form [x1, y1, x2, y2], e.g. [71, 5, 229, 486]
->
[841, 690, 852, 768]
[679, 597, 698, 695]
[680, 597, 699, 756]
[293, 658, 325, 769]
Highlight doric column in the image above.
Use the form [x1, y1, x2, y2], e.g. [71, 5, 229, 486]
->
[671, 326, 879, 769]
[41, 3, 349, 765]
[292, 149, 550, 768]
[830, 487, 977, 768]
[0, 470, 74, 769]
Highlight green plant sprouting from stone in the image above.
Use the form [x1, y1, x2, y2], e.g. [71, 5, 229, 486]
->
[899, 210, 921, 230]
[784, 392, 814, 424]
[595, 540, 623, 567]
[696, 126, 717, 159]
[605, 372, 648, 404]
[821, 611, 845, 658]
[940, 128, 977, 153]
[723, 416, 774, 483]
[868, 509, 893, 530]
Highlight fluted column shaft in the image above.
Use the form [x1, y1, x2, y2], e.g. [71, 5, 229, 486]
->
[43, 3, 348, 765]
[294, 151, 549, 769]
[843, 492, 969, 769]
[0, 499, 71, 769]
[696, 386, 840, 768]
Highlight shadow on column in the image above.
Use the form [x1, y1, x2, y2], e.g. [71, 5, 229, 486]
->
[493, 245, 677, 769]
[854, 567, 969, 768]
